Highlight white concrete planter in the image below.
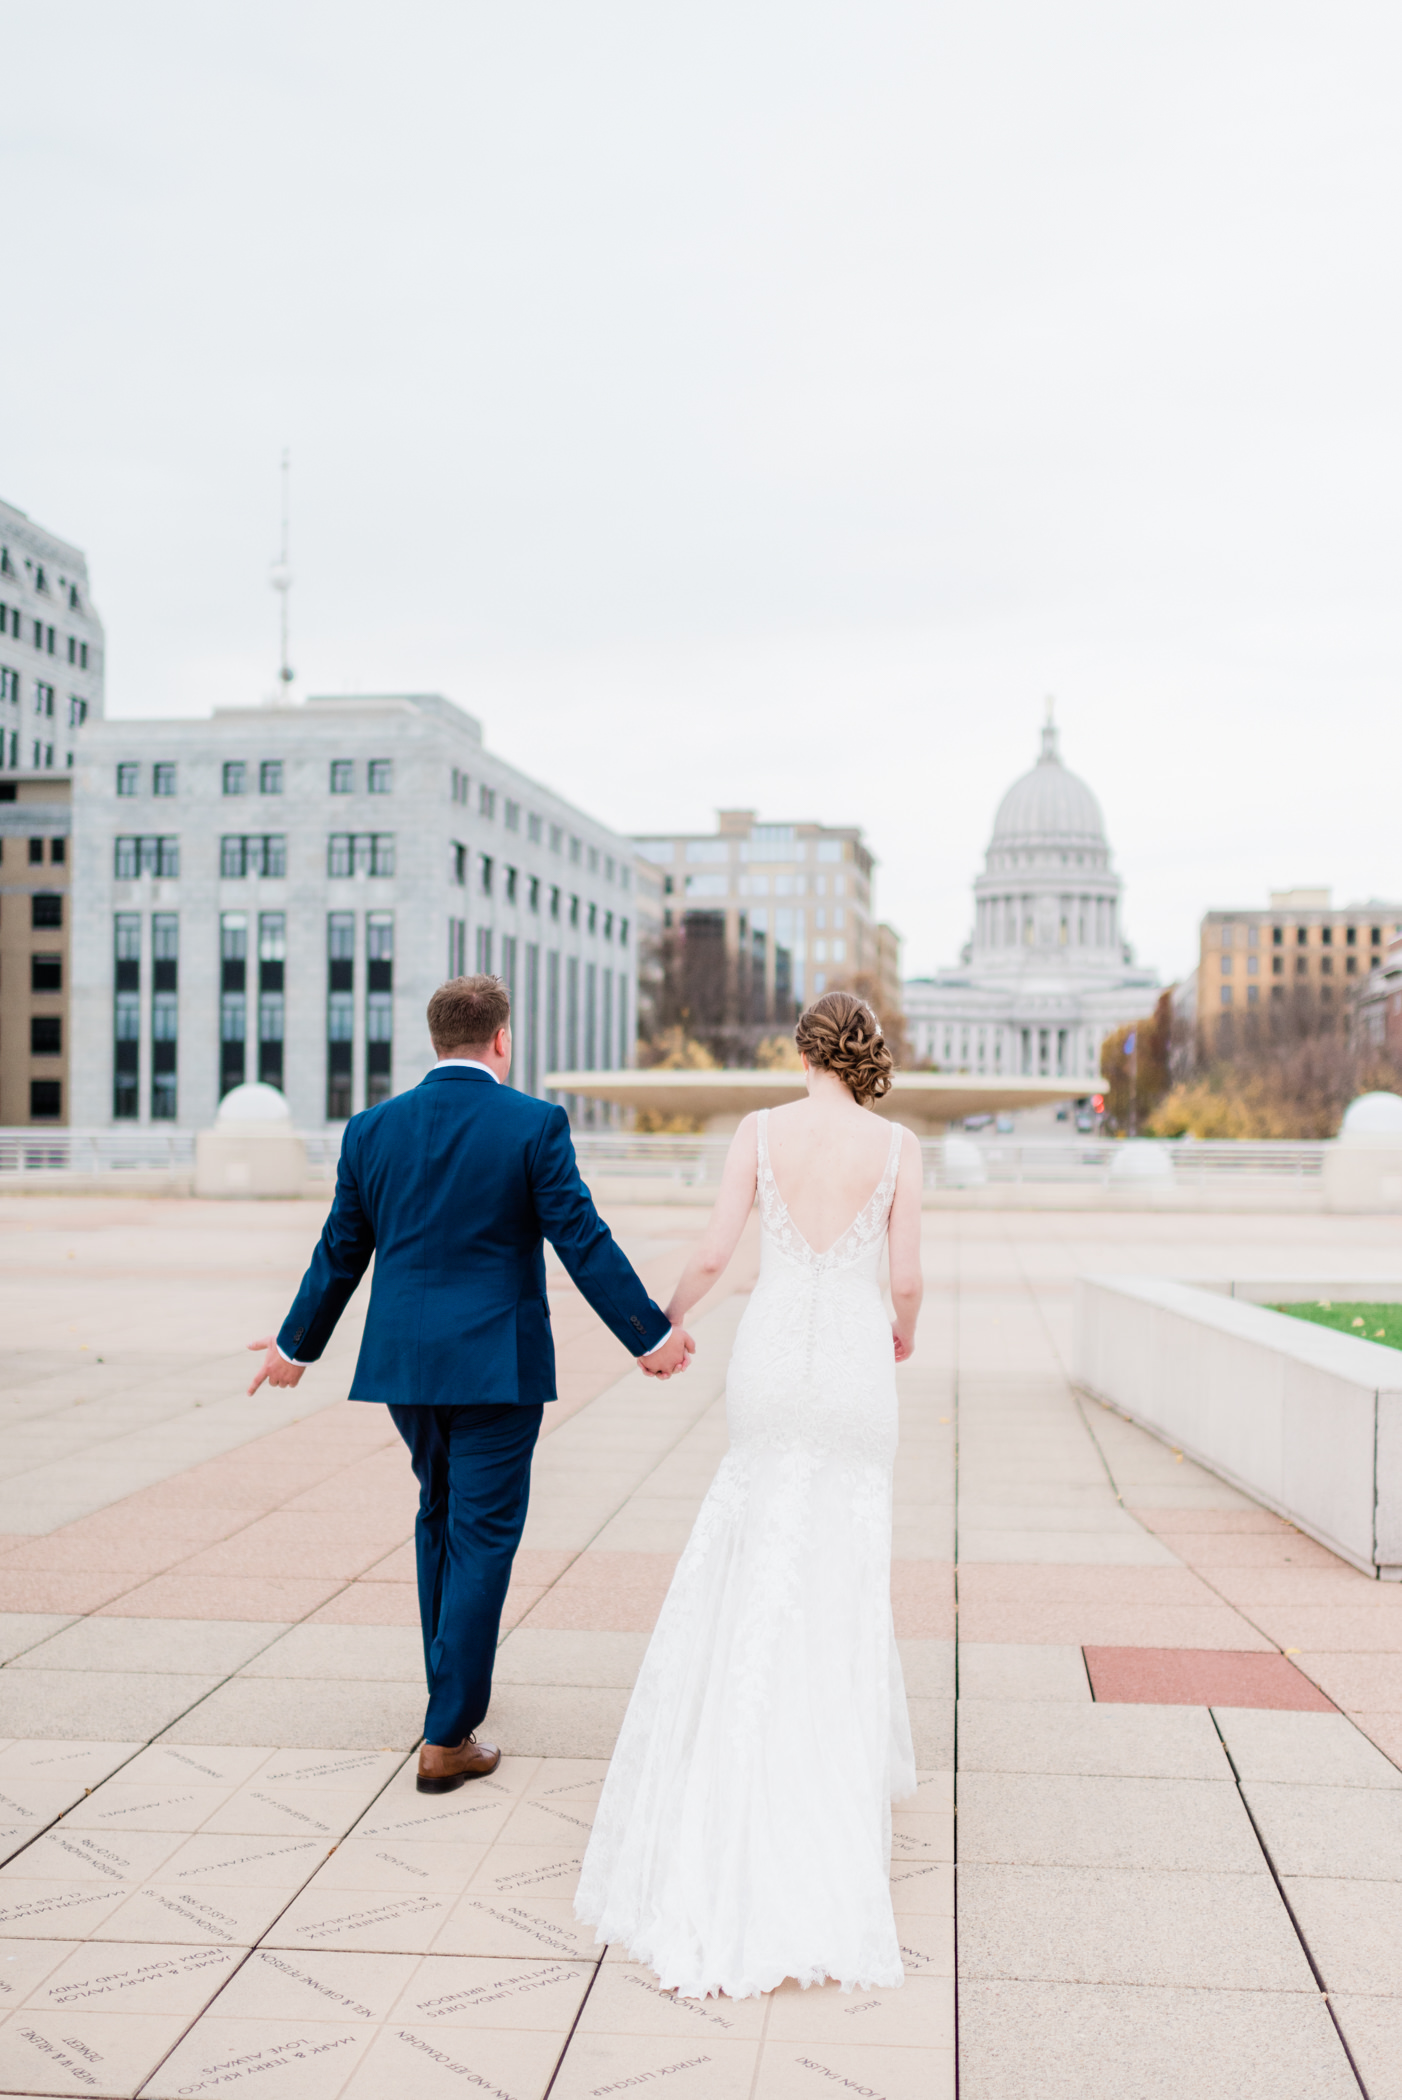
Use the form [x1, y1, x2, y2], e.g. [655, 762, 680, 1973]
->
[1073, 1275, 1402, 1579]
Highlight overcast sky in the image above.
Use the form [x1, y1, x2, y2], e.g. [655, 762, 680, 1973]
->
[5, 2, 1399, 982]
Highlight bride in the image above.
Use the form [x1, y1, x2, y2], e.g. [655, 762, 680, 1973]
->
[575, 990, 923, 2000]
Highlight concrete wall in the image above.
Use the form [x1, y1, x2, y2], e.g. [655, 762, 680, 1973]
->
[1073, 1275, 1402, 1578]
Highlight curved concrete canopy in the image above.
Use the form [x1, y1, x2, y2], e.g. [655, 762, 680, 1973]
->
[544, 1068, 1081, 1132]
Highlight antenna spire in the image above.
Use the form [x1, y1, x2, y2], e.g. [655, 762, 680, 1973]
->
[269, 449, 294, 701]
[1040, 695, 1059, 762]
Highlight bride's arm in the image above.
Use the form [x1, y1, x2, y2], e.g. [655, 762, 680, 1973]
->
[889, 1125, 924, 1361]
[663, 1114, 759, 1327]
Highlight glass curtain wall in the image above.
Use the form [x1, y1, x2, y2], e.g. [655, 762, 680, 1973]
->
[327, 912, 354, 1120]
[259, 913, 285, 1089]
[366, 912, 393, 1106]
[220, 913, 247, 1096]
[113, 914, 140, 1119]
[151, 913, 178, 1119]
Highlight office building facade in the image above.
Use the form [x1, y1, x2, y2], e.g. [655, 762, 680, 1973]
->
[71, 693, 638, 1129]
[633, 810, 886, 1025]
[1200, 888, 1402, 1052]
[0, 497, 105, 775]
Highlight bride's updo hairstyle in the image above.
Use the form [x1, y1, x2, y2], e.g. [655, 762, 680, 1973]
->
[794, 991, 894, 1106]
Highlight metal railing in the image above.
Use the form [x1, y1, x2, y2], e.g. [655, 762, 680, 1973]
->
[0, 1128, 1330, 1190]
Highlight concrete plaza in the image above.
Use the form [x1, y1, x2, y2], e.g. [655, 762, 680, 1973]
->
[0, 1194, 1400, 2096]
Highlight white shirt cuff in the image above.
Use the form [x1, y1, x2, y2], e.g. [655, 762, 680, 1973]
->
[275, 1342, 306, 1366]
[640, 1326, 672, 1356]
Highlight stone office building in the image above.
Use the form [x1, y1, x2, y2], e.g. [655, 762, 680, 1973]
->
[0, 497, 105, 1124]
[70, 693, 640, 1130]
[633, 809, 889, 1025]
[0, 496, 105, 776]
[1199, 888, 1402, 1053]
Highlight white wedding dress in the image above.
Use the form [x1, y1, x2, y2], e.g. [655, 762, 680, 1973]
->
[576, 1109, 915, 2000]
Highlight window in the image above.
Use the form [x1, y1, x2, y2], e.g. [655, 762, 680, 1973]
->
[48, 837, 64, 865]
[587, 846, 598, 874]
[1220, 955, 1232, 974]
[368, 759, 392, 794]
[260, 760, 283, 795]
[28, 837, 42, 866]
[1347, 956, 1358, 975]
[505, 866, 517, 903]
[327, 913, 354, 1120]
[1322, 925, 1333, 946]
[620, 916, 629, 947]
[569, 894, 580, 928]
[0, 667, 16, 703]
[30, 1080, 60, 1120]
[448, 917, 467, 976]
[1296, 926, 1307, 945]
[220, 913, 248, 1095]
[32, 893, 62, 929]
[223, 761, 246, 796]
[366, 913, 394, 1105]
[604, 911, 613, 940]
[1247, 955, 1258, 974]
[67, 696, 86, 730]
[1347, 926, 1357, 946]
[114, 914, 140, 1118]
[1296, 957, 1308, 976]
[550, 886, 560, 920]
[451, 766, 470, 805]
[505, 799, 520, 831]
[1273, 925, 1283, 945]
[328, 833, 393, 877]
[80, 642, 88, 669]
[31, 953, 61, 993]
[117, 763, 139, 797]
[30, 1016, 61, 1056]
[452, 841, 467, 886]
[479, 785, 496, 818]
[479, 854, 493, 896]
[1273, 956, 1283, 976]
[330, 759, 354, 794]
[223, 835, 285, 879]
[1321, 956, 1333, 975]
[113, 835, 179, 879]
[152, 918, 178, 1119]
[1373, 927, 1383, 945]
[36, 682, 54, 717]
[587, 902, 597, 934]
[569, 836, 581, 865]
[475, 927, 493, 973]
[549, 824, 563, 854]
[528, 875, 540, 913]
[256, 914, 284, 1087]
[528, 813, 542, 844]
[816, 841, 843, 863]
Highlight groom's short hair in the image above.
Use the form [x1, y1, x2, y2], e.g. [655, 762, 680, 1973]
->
[428, 975, 511, 1054]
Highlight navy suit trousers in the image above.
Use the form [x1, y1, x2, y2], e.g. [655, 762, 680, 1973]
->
[389, 1402, 544, 1746]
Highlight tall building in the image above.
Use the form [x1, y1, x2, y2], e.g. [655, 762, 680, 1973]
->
[0, 498, 105, 773]
[905, 717, 1158, 1081]
[1357, 929, 1402, 1057]
[1200, 888, 1402, 1052]
[0, 779, 71, 1124]
[0, 500, 103, 1124]
[71, 694, 639, 1129]
[633, 810, 881, 1024]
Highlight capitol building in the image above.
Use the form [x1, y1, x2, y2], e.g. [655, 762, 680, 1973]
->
[904, 714, 1159, 1084]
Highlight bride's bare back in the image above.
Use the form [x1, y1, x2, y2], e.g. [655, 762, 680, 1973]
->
[764, 1093, 900, 1254]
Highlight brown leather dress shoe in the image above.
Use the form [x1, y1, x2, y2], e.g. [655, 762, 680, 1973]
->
[416, 1734, 501, 1793]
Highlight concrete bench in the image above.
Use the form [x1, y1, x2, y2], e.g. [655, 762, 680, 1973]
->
[1073, 1276, 1402, 1580]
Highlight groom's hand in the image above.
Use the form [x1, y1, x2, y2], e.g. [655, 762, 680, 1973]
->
[247, 1337, 307, 1395]
[638, 1328, 695, 1380]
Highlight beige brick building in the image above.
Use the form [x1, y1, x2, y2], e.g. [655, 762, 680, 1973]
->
[1200, 888, 1402, 1051]
[0, 776, 71, 1124]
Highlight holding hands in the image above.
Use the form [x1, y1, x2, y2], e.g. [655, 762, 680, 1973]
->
[639, 1328, 696, 1380]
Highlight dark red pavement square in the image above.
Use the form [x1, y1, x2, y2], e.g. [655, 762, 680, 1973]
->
[1084, 1645, 1336, 1711]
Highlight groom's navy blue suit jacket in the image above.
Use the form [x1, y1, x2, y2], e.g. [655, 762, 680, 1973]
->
[277, 1065, 671, 1407]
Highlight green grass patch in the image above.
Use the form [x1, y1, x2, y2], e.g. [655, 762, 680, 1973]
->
[1271, 1301, 1402, 1351]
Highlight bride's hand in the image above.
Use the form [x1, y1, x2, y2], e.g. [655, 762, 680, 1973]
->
[892, 1325, 914, 1362]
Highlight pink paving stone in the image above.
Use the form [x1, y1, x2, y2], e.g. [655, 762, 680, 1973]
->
[0, 1570, 136, 1614]
[1153, 1534, 1349, 1570]
[1290, 1654, 1402, 1712]
[957, 1565, 1221, 1607]
[307, 1583, 423, 1626]
[1207, 1569, 1393, 1608]
[96, 1573, 345, 1620]
[499, 1584, 548, 1633]
[1235, 1607, 1402, 1654]
[1350, 1714, 1402, 1766]
[891, 1561, 955, 1639]
[1084, 1645, 1336, 1711]
[522, 1551, 680, 1632]
[172, 1513, 408, 1581]
[0, 1534, 193, 1576]
[362, 1543, 417, 1582]
[959, 1601, 1275, 1650]
[1130, 1508, 1297, 1536]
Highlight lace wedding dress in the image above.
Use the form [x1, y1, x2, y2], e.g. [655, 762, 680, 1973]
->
[575, 1110, 915, 2000]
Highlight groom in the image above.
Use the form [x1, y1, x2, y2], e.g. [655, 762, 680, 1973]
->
[247, 974, 694, 1792]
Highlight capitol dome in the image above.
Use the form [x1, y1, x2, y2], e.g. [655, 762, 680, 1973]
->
[991, 718, 1107, 851]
